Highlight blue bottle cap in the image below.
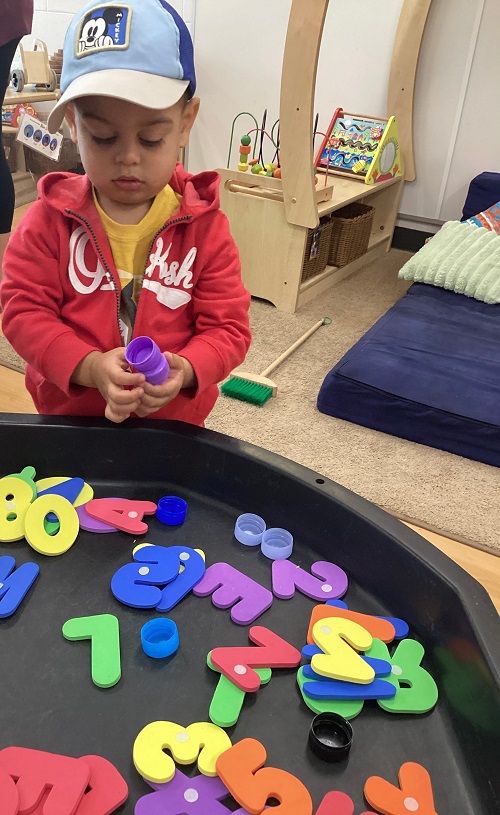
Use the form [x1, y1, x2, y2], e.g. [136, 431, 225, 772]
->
[141, 618, 179, 659]
[234, 513, 266, 545]
[260, 527, 294, 560]
[156, 496, 188, 526]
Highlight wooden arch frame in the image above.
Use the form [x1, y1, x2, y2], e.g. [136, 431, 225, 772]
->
[279, 0, 432, 228]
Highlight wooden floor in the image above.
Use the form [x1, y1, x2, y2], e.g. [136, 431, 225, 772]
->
[2, 205, 499, 612]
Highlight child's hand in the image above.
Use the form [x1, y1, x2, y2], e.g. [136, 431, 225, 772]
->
[134, 352, 195, 418]
[74, 349, 146, 423]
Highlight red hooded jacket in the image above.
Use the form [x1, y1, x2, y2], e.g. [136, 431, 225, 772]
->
[1, 165, 251, 425]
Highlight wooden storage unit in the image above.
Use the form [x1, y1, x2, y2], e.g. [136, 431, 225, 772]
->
[218, 0, 430, 313]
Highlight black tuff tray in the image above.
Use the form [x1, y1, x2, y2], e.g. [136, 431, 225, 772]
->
[0, 415, 499, 814]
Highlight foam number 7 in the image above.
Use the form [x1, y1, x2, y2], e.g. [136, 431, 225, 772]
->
[0, 475, 33, 542]
[133, 720, 232, 784]
[216, 738, 313, 815]
[311, 617, 374, 684]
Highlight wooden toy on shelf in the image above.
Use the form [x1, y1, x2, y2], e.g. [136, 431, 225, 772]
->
[10, 40, 57, 93]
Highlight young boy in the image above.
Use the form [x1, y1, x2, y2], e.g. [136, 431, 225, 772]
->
[0, 0, 251, 425]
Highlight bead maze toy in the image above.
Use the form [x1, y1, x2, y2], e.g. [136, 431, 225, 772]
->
[315, 109, 402, 184]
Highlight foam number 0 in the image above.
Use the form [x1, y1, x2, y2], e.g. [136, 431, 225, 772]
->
[133, 720, 232, 783]
[0, 476, 33, 542]
[311, 617, 374, 684]
[24, 495, 79, 556]
[216, 738, 313, 815]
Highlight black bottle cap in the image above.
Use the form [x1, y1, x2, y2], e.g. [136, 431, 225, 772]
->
[308, 712, 353, 762]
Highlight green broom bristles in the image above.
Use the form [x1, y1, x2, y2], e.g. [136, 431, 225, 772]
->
[221, 376, 273, 406]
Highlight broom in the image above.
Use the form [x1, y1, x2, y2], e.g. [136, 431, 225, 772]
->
[221, 317, 331, 405]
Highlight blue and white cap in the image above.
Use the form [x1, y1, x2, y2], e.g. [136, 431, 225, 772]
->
[47, 0, 196, 133]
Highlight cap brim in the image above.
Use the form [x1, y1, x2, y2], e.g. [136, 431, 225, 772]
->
[47, 69, 189, 133]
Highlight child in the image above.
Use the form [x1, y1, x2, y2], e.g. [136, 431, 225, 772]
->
[0, 0, 251, 425]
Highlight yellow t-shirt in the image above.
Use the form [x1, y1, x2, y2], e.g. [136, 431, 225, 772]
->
[93, 185, 181, 342]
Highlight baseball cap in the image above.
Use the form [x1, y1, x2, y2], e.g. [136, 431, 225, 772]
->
[47, 0, 196, 133]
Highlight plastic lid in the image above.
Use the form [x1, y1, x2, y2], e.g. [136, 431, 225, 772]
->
[308, 712, 353, 762]
[234, 513, 267, 546]
[156, 496, 188, 526]
[141, 618, 179, 659]
[260, 527, 293, 560]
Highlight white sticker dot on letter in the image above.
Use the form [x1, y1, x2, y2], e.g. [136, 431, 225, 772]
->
[321, 584, 332, 593]
[138, 567, 150, 576]
[320, 625, 332, 635]
[391, 665, 403, 676]
[234, 664, 247, 675]
[184, 789, 199, 803]
[179, 552, 190, 561]
[176, 732, 190, 742]
[404, 798, 419, 811]
[128, 511, 139, 519]
[0, 583, 3, 589]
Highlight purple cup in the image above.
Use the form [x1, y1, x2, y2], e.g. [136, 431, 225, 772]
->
[125, 336, 170, 385]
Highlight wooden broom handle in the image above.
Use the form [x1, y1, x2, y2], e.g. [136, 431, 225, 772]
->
[261, 319, 327, 378]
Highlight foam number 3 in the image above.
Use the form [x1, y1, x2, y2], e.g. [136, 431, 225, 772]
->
[311, 617, 374, 684]
[133, 721, 232, 784]
[216, 738, 313, 815]
[24, 494, 79, 556]
[0, 475, 33, 542]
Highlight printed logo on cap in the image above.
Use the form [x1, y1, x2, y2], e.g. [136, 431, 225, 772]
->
[76, 5, 132, 57]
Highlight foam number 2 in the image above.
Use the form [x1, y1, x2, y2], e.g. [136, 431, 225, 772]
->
[133, 721, 232, 784]
[312, 617, 374, 684]
[216, 738, 313, 815]
[0, 476, 33, 542]
[24, 494, 80, 556]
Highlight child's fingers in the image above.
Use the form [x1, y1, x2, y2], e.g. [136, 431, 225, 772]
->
[108, 385, 144, 406]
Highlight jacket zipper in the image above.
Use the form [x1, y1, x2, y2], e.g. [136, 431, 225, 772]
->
[66, 209, 192, 343]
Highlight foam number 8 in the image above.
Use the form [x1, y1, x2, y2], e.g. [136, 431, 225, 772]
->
[312, 617, 374, 684]
[0, 476, 33, 542]
[133, 720, 232, 784]
[24, 495, 79, 556]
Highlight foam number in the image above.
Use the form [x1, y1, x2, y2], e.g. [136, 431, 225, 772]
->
[24, 494, 79, 556]
[327, 599, 409, 639]
[0, 767, 18, 815]
[62, 614, 121, 689]
[216, 738, 313, 815]
[0, 555, 40, 618]
[155, 546, 206, 612]
[85, 498, 157, 534]
[364, 762, 438, 815]
[111, 545, 180, 609]
[296, 666, 364, 720]
[315, 791, 377, 815]
[272, 559, 348, 601]
[207, 651, 272, 728]
[0, 746, 91, 815]
[311, 617, 374, 684]
[74, 755, 128, 815]
[301, 665, 396, 700]
[307, 603, 397, 644]
[36, 476, 87, 523]
[368, 639, 439, 714]
[135, 769, 232, 815]
[133, 721, 232, 784]
[0, 475, 33, 542]
[210, 626, 302, 692]
[192, 563, 273, 625]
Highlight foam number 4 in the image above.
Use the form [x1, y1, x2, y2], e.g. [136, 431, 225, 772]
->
[311, 617, 374, 684]
[25, 495, 79, 556]
[0, 555, 39, 618]
[0, 475, 33, 542]
[364, 762, 438, 815]
[216, 738, 313, 815]
[133, 721, 232, 784]
[368, 639, 438, 714]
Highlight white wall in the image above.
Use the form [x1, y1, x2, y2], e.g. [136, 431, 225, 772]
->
[21, 0, 500, 224]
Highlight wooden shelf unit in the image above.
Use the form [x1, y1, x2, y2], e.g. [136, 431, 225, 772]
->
[217, 0, 430, 313]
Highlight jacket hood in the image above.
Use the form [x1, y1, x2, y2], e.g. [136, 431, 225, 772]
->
[37, 163, 222, 219]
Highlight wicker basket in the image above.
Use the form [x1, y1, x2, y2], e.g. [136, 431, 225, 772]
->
[328, 202, 375, 267]
[300, 217, 335, 282]
[23, 138, 81, 177]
